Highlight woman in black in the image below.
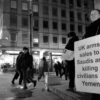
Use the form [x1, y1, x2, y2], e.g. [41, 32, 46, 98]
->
[65, 32, 79, 90]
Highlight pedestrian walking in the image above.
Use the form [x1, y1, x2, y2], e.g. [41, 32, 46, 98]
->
[38, 57, 49, 81]
[21, 47, 37, 89]
[38, 57, 49, 90]
[54, 62, 59, 76]
[65, 31, 79, 91]
[61, 60, 68, 80]
[57, 61, 62, 78]
[11, 51, 24, 85]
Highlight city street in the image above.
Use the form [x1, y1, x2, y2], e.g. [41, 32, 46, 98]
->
[0, 72, 62, 100]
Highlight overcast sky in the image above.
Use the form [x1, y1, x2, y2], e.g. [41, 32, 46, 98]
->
[94, 0, 100, 9]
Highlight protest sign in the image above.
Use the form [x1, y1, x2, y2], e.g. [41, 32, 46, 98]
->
[75, 35, 100, 94]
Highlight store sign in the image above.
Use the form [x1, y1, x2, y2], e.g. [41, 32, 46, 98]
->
[75, 35, 100, 94]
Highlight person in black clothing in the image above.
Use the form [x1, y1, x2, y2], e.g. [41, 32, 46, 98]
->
[11, 51, 24, 85]
[83, 9, 100, 100]
[57, 61, 62, 78]
[83, 9, 100, 38]
[54, 62, 59, 76]
[22, 47, 37, 89]
[61, 60, 68, 80]
[65, 31, 79, 90]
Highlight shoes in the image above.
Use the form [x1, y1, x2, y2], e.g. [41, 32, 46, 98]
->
[67, 87, 75, 92]
[11, 80, 15, 85]
[38, 77, 40, 81]
[23, 86, 28, 90]
[34, 81, 37, 87]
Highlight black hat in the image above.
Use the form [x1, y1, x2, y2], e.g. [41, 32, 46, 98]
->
[23, 47, 29, 51]
[68, 32, 76, 37]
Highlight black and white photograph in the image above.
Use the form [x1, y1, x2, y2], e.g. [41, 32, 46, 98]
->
[0, 0, 100, 100]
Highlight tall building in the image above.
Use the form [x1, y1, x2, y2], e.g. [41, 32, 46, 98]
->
[0, 0, 94, 64]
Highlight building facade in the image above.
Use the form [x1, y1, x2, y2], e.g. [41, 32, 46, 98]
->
[0, 0, 94, 64]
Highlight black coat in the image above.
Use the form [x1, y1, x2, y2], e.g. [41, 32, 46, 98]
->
[16, 52, 24, 71]
[21, 52, 33, 70]
[65, 36, 79, 51]
[84, 18, 100, 38]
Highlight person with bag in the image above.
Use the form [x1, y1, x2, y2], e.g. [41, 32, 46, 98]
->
[38, 56, 49, 90]
[38, 57, 49, 81]
[65, 32, 79, 91]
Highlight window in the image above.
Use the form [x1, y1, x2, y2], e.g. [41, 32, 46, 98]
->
[70, 24, 75, 31]
[52, 0, 57, 3]
[43, 5, 49, 15]
[33, 4, 39, 16]
[10, 30, 17, 47]
[77, 12, 82, 21]
[22, 34, 28, 39]
[61, 0, 66, 4]
[33, 38, 39, 47]
[43, 36, 49, 43]
[43, 20, 49, 29]
[11, 0, 17, 9]
[70, 11, 74, 22]
[22, 32, 28, 44]
[10, 14, 17, 26]
[62, 37, 66, 44]
[77, 0, 81, 7]
[69, 0, 74, 8]
[10, 33, 16, 41]
[53, 36, 58, 43]
[85, 13, 89, 22]
[43, 0, 49, 3]
[33, 19, 39, 31]
[61, 9, 66, 18]
[22, 2, 28, 11]
[22, 16, 28, 27]
[84, 0, 88, 8]
[52, 7, 58, 17]
[33, 0, 38, 2]
[52, 21, 58, 30]
[78, 24, 82, 33]
[61, 23, 66, 31]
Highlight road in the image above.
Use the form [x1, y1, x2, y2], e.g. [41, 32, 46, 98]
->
[0, 72, 62, 100]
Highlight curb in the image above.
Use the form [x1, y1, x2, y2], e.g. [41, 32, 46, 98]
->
[49, 85, 92, 100]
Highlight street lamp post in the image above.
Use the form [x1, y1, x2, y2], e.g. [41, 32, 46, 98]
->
[28, 0, 33, 54]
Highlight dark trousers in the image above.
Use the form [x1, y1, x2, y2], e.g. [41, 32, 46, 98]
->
[67, 60, 75, 89]
[18, 70, 23, 85]
[23, 68, 36, 88]
[12, 71, 19, 80]
[12, 70, 23, 85]
[27, 69, 36, 84]
[23, 70, 27, 88]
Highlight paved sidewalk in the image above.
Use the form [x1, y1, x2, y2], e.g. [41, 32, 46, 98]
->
[49, 77, 92, 100]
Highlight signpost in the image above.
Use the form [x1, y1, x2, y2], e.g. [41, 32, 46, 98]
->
[75, 35, 100, 94]
[27, 0, 33, 54]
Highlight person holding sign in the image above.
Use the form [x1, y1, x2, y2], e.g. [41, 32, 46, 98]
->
[83, 9, 100, 100]
[65, 32, 79, 91]
[83, 9, 100, 38]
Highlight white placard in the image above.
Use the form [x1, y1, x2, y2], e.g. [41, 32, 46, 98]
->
[75, 35, 100, 94]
